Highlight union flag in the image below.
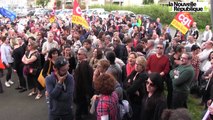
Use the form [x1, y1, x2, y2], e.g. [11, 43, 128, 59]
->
[72, 0, 89, 29]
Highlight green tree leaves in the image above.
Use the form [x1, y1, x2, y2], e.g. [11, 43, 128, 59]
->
[36, 0, 50, 8]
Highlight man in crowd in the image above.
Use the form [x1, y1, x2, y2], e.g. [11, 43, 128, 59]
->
[170, 52, 195, 109]
[45, 56, 75, 120]
[74, 47, 94, 120]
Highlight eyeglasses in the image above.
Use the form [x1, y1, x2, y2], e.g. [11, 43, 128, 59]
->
[146, 81, 154, 87]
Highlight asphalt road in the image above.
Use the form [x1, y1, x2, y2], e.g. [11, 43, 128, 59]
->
[0, 72, 96, 120]
[0, 73, 48, 120]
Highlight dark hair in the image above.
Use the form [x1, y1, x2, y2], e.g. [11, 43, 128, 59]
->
[48, 48, 60, 59]
[161, 108, 192, 120]
[61, 35, 67, 41]
[1, 36, 7, 42]
[106, 51, 116, 64]
[208, 51, 213, 61]
[135, 43, 144, 53]
[125, 36, 132, 44]
[191, 44, 200, 52]
[83, 39, 92, 45]
[28, 36, 36, 41]
[96, 48, 103, 60]
[144, 72, 165, 114]
[93, 73, 116, 95]
[148, 72, 164, 94]
[174, 45, 184, 53]
[54, 56, 68, 70]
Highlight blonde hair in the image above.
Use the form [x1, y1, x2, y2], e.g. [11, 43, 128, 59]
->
[136, 56, 147, 69]
[29, 40, 38, 49]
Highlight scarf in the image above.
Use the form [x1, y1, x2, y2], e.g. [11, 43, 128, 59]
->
[126, 63, 135, 77]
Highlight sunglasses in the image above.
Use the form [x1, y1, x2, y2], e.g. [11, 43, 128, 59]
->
[146, 81, 155, 87]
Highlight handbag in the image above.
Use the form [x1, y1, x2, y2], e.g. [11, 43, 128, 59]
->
[0, 59, 5, 70]
[38, 61, 51, 88]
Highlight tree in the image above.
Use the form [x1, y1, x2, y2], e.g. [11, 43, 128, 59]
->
[36, 0, 50, 8]
[143, 0, 154, 4]
[56, 0, 62, 9]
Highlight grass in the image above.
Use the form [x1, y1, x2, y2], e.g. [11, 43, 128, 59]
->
[188, 95, 205, 120]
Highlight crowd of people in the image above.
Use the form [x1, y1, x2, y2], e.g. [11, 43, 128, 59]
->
[0, 11, 213, 120]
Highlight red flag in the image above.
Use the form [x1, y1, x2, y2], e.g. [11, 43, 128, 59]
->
[171, 12, 194, 34]
[72, 0, 89, 29]
[73, 0, 82, 16]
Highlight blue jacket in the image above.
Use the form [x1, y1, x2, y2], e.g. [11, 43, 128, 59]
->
[46, 72, 74, 115]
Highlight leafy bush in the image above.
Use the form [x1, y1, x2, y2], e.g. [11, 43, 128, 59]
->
[90, 4, 211, 30]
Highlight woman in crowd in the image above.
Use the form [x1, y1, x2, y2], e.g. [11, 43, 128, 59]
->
[93, 58, 123, 99]
[36, 48, 60, 100]
[1, 36, 14, 87]
[93, 73, 119, 120]
[122, 52, 137, 83]
[123, 56, 148, 120]
[93, 59, 110, 82]
[140, 72, 167, 120]
[63, 44, 76, 74]
[22, 40, 41, 98]
[89, 48, 103, 69]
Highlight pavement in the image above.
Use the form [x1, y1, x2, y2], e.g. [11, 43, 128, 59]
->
[0, 73, 48, 120]
[0, 72, 96, 120]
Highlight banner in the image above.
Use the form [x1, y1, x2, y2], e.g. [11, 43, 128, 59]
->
[71, 0, 89, 29]
[0, 8, 16, 21]
[171, 12, 194, 34]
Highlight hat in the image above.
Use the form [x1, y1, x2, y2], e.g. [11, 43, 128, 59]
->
[191, 44, 200, 51]
[54, 56, 68, 69]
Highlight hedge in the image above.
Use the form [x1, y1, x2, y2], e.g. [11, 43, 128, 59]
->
[90, 4, 211, 30]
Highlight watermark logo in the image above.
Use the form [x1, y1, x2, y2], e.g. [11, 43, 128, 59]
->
[168, 2, 209, 12]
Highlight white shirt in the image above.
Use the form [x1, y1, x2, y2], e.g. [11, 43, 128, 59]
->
[1, 43, 14, 65]
[42, 40, 58, 60]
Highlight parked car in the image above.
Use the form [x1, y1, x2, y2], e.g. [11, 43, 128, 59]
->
[27, 9, 35, 16]
[82, 8, 105, 17]
[34, 8, 49, 16]
[111, 10, 136, 18]
[57, 9, 73, 18]
[97, 11, 110, 19]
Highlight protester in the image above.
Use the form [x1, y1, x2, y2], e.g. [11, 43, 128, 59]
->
[1, 36, 14, 87]
[22, 40, 41, 97]
[123, 56, 148, 120]
[12, 37, 27, 92]
[74, 47, 94, 120]
[170, 52, 195, 109]
[140, 72, 167, 120]
[93, 73, 119, 120]
[46, 56, 74, 120]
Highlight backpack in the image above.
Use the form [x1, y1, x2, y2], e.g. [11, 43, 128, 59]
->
[118, 99, 132, 120]
[115, 84, 133, 120]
